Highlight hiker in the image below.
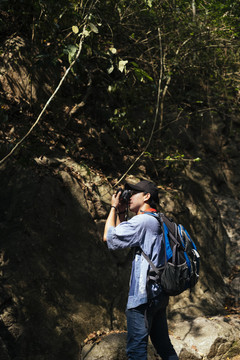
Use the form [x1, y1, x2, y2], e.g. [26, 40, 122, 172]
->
[103, 180, 179, 360]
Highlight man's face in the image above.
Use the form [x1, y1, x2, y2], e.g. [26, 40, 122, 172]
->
[129, 191, 146, 213]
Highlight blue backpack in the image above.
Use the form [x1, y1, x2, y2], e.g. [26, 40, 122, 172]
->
[141, 213, 200, 296]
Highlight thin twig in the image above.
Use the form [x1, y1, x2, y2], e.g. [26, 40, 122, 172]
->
[154, 157, 200, 162]
[0, 25, 88, 165]
[114, 33, 194, 186]
[0, 0, 100, 165]
[158, 37, 192, 132]
[113, 28, 163, 188]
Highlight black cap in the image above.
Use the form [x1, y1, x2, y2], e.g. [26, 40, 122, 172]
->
[125, 180, 159, 204]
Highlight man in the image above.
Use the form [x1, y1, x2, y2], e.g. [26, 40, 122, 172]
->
[103, 180, 178, 360]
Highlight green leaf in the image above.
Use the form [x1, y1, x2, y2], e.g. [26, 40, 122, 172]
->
[109, 47, 117, 54]
[144, 151, 152, 157]
[89, 23, 98, 33]
[72, 25, 79, 34]
[82, 29, 90, 37]
[64, 45, 78, 64]
[134, 68, 153, 81]
[107, 64, 114, 74]
[131, 61, 139, 68]
[146, 0, 153, 7]
[118, 60, 128, 72]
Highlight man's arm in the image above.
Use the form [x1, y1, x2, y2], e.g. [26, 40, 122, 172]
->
[103, 191, 126, 242]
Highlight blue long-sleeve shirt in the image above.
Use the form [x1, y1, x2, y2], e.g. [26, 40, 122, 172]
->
[107, 213, 165, 309]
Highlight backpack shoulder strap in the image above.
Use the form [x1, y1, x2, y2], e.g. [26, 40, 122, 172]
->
[138, 211, 167, 269]
[160, 213, 178, 239]
[141, 251, 160, 274]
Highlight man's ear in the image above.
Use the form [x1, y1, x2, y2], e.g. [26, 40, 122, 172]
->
[144, 193, 151, 202]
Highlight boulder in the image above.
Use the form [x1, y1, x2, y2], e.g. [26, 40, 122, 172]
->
[81, 332, 163, 360]
[81, 315, 240, 360]
[171, 315, 240, 360]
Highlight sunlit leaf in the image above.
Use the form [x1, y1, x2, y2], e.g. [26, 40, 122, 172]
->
[109, 47, 117, 54]
[135, 68, 153, 81]
[107, 65, 114, 74]
[118, 60, 128, 72]
[72, 25, 79, 34]
[82, 29, 90, 37]
[89, 23, 98, 33]
[64, 45, 78, 64]
[146, 0, 153, 7]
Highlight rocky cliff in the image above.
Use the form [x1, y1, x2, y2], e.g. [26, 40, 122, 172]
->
[0, 151, 239, 359]
[0, 36, 239, 360]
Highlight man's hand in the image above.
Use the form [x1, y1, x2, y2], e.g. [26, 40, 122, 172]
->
[112, 191, 127, 214]
[103, 190, 127, 242]
[111, 191, 121, 208]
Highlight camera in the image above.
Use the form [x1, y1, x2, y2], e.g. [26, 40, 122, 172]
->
[116, 188, 132, 203]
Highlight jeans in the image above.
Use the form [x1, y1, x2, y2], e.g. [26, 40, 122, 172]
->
[126, 293, 178, 360]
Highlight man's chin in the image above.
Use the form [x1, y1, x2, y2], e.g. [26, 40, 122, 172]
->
[129, 205, 137, 214]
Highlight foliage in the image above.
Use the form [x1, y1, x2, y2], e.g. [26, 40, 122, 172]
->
[0, 0, 239, 171]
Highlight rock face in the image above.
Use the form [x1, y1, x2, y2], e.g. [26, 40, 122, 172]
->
[214, 195, 240, 308]
[81, 333, 127, 360]
[0, 159, 128, 359]
[171, 315, 240, 360]
[0, 154, 239, 359]
[81, 332, 165, 360]
[0, 36, 59, 104]
[81, 316, 240, 360]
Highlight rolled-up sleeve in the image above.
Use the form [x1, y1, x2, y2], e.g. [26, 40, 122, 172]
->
[107, 217, 145, 250]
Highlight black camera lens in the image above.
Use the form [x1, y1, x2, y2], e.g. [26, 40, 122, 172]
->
[116, 188, 132, 203]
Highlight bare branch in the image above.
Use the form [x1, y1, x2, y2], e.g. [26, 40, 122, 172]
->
[114, 28, 163, 187]
[0, 0, 99, 165]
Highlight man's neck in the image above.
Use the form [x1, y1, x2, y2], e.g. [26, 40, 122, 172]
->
[137, 204, 152, 215]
